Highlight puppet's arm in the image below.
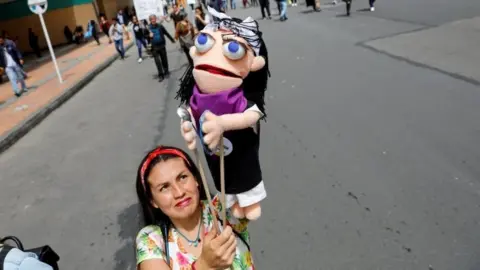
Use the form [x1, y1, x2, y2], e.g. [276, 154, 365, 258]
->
[220, 110, 262, 132]
[202, 110, 262, 150]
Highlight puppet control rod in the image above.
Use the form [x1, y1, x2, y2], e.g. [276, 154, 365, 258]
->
[177, 107, 228, 232]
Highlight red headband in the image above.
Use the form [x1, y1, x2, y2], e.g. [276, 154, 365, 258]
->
[140, 147, 191, 191]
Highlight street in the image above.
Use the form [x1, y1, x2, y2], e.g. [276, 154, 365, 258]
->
[1, 1, 480, 269]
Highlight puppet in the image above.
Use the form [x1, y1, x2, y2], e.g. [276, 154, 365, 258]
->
[176, 7, 270, 220]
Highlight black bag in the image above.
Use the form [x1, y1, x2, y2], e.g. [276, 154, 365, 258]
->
[0, 236, 60, 270]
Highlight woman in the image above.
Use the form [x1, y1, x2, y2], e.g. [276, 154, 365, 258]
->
[135, 146, 254, 269]
[100, 16, 112, 44]
[175, 16, 195, 66]
[86, 20, 100, 45]
[132, 15, 148, 63]
[194, 6, 210, 32]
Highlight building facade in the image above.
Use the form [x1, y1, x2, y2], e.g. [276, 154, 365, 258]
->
[0, 0, 133, 53]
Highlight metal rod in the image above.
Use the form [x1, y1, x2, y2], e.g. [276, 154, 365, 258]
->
[38, 12, 63, 84]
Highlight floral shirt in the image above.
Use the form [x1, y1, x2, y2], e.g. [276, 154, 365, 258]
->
[136, 195, 254, 270]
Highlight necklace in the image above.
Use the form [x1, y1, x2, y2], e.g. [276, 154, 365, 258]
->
[174, 210, 203, 247]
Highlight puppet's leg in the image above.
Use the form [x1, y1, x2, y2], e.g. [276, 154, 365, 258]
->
[237, 181, 267, 220]
[226, 194, 245, 219]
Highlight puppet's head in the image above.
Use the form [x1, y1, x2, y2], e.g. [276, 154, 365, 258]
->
[176, 7, 270, 114]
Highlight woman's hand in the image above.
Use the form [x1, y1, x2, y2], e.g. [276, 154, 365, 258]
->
[201, 111, 225, 151]
[181, 121, 197, 150]
[197, 226, 237, 270]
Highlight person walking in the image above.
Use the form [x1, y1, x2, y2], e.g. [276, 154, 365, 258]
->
[344, 0, 351, 15]
[109, 18, 126, 59]
[0, 36, 27, 97]
[132, 15, 148, 63]
[87, 20, 101, 45]
[175, 15, 195, 66]
[100, 16, 112, 43]
[369, 0, 375, 11]
[277, 0, 288, 21]
[148, 14, 175, 82]
[259, 0, 272, 19]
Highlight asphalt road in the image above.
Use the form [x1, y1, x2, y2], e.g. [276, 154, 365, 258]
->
[1, 2, 480, 270]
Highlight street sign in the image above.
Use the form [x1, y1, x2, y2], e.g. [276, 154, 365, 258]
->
[133, 0, 164, 21]
[27, 0, 63, 84]
[28, 0, 47, 14]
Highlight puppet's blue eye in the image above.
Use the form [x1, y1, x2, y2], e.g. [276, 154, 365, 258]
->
[195, 33, 215, 53]
[223, 41, 246, 60]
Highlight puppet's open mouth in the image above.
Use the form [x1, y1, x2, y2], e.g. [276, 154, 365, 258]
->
[195, 65, 241, 78]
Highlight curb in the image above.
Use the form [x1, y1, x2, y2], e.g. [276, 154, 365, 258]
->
[0, 42, 134, 155]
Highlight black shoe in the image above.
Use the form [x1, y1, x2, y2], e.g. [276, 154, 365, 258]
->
[158, 76, 164, 82]
[165, 71, 170, 78]
[15, 92, 21, 97]
[268, 16, 272, 19]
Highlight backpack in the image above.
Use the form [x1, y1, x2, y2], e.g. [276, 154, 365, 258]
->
[0, 236, 59, 270]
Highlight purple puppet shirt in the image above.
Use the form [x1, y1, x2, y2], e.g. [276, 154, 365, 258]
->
[189, 85, 248, 128]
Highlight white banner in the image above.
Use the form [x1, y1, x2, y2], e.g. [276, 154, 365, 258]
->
[133, 0, 164, 21]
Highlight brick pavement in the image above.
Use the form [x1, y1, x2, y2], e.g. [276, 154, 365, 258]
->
[0, 36, 133, 140]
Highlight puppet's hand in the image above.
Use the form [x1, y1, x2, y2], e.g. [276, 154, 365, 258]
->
[202, 111, 225, 151]
[181, 121, 197, 150]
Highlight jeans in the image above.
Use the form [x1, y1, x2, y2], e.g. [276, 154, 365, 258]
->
[369, 0, 375, 7]
[231, 0, 236, 9]
[280, 0, 287, 18]
[114, 39, 125, 58]
[135, 38, 147, 58]
[5, 65, 27, 95]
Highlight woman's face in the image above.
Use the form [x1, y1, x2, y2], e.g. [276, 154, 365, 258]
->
[133, 16, 138, 23]
[195, 9, 201, 15]
[148, 158, 200, 220]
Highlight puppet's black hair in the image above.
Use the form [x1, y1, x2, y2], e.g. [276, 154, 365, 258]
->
[175, 17, 270, 119]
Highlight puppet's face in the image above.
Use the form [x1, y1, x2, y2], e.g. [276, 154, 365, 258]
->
[190, 29, 266, 93]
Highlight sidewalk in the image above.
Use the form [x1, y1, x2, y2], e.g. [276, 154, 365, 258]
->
[0, 36, 134, 153]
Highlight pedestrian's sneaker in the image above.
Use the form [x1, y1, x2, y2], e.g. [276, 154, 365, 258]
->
[370, 6, 375, 11]
[138, 58, 143, 63]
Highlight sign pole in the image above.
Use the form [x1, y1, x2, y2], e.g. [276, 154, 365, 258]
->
[37, 12, 63, 84]
[28, 0, 63, 84]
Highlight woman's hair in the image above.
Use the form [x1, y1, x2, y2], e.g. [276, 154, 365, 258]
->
[175, 17, 270, 117]
[195, 6, 205, 20]
[136, 146, 207, 227]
